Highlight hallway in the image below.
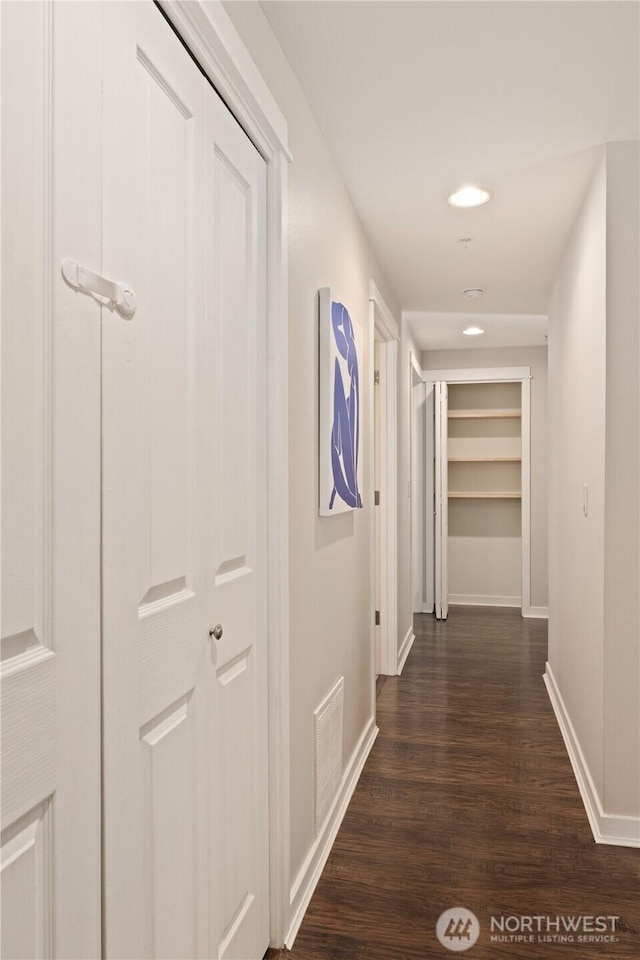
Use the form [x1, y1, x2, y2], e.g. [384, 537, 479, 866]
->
[277, 609, 639, 959]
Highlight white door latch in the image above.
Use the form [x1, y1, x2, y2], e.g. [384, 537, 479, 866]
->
[61, 259, 137, 319]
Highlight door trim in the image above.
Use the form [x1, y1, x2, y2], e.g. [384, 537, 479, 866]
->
[158, 0, 291, 945]
[368, 282, 399, 677]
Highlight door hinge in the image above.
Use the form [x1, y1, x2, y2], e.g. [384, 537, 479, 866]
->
[374, 490, 380, 506]
[374, 370, 380, 386]
[375, 610, 380, 626]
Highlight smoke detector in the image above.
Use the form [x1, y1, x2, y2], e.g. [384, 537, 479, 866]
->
[462, 287, 484, 300]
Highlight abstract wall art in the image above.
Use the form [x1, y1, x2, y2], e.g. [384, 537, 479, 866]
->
[319, 288, 363, 516]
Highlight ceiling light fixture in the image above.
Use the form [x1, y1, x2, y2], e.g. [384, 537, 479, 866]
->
[463, 326, 485, 336]
[448, 186, 491, 208]
[462, 287, 484, 300]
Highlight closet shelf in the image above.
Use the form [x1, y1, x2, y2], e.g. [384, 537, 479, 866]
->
[448, 492, 522, 499]
[448, 457, 521, 462]
[448, 409, 521, 419]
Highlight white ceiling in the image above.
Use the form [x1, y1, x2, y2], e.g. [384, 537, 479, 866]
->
[404, 310, 548, 352]
[260, 0, 639, 349]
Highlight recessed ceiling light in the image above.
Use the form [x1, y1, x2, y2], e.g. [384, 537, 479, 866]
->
[463, 326, 485, 336]
[448, 186, 491, 208]
[462, 287, 484, 300]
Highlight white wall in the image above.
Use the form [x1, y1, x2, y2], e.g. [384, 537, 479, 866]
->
[548, 142, 639, 827]
[602, 142, 639, 817]
[421, 346, 548, 609]
[223, 0, 401, 893]
[548, 156, 606, 799]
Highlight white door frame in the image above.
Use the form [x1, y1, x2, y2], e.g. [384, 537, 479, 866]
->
[423, 365, 532, 616]
[368, 281, 399, 676]
[159, 1, 291, 945]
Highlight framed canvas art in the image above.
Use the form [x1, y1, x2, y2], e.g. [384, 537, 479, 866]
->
[319, 288, 363, 515]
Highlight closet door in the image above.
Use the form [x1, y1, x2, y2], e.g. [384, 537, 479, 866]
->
[1, 4, 102, 957]
[412, 380, 427, 612]
[100, 3, 268, 958]
[424, 382, 436, 613]
[434, 382, 449, 619]
[204, 66, 269, 960]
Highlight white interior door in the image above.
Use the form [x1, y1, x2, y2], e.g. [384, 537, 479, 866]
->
[100, 4, 268, 958]
[1, 4, 102, 957]
[412, 380, 426, 612]
[435, 382, 449, 619]
[424, 382, 436, 613]
[374, 341, 382, 674]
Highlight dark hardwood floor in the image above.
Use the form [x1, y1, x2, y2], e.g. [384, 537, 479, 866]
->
[272, 606, 639, 959]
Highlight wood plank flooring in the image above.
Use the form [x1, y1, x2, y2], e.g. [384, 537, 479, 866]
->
[273, 607, 639, 959]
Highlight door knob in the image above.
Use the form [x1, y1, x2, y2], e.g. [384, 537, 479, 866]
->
[209, 624, 223, 640]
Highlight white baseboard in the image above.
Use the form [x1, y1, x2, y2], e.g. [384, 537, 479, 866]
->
[397, 627, 415, 675]
[544, 663, 640, 848]
[522, 605, 548, 619]
[285, 717, 379, 948]
[449, 594, 521, 608]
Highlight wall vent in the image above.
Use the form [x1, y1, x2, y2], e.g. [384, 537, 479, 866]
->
[314, 677, 344, 835]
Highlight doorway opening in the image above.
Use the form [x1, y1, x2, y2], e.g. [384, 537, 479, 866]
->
[415, 366, 532, 620]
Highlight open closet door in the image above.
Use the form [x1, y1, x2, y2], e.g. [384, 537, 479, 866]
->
[411, 378, 427, 613]
[434, 382, 449, 620]
[424, 382, 435, 613]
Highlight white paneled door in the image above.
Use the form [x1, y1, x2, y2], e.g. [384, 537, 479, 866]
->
[1, 3, 102, 957]
[100, 4, 269, 959]
[2, 3, 270, 959]
[435, 382, 449, 620]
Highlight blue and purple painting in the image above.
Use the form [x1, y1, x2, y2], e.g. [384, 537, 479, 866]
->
[319, 289, 363, 515]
